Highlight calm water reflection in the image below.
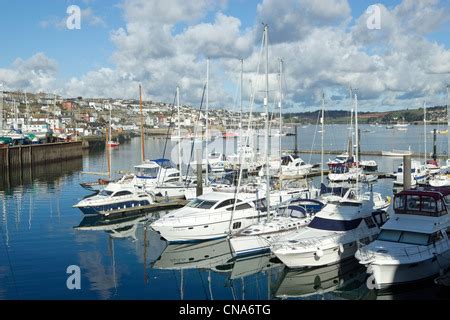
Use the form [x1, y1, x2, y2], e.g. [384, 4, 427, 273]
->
[1, 125, 450, 300]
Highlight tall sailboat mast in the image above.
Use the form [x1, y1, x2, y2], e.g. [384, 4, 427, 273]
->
[354, 91, 359, 192]
[447, 85, 449, 161]
[239, 59, 243, 148]
[424, 102, 427, 162]
[321, 93, 325, 184]
[106, 126, 111, 179]
[0, 83, 3, 132]
[139, 85, 145, 163]
[263, 24, 270, 214]
[109, 104, 112, 143]
[13, 98, 17, 130]
[205, 58, 210, 185]
[177, 86, 182, 181]
[278, 59, 283, 175]
[25, 91, 29, 124]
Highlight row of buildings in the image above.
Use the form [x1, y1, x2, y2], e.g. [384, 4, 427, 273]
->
[0, 91, 264, 139]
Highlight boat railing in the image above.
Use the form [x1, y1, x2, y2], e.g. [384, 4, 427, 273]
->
[276, 231, 356, 250]
[357, 239, 450, 261]
[164, 207, 261, 224]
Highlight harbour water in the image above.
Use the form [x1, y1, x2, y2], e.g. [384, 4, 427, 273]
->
[1, 124, 450, 300]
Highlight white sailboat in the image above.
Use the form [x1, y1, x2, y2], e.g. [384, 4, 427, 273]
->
[328, 93, 363, 182]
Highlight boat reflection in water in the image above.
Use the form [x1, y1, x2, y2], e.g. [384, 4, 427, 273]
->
[152, 238, 284, 300]
[152, 239, 234, 271]
[271, 259, 369, 300]
[75, 212, 153, 240]
[153, 239, 283, 275]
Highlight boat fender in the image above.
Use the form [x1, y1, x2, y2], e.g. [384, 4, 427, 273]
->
[315, 248, 324, 258]
[339, 243, 344, 254]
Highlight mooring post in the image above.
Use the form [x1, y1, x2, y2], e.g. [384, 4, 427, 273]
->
[403, 155, 412, 190]
[196, 149, 203, 197]
[433, 129, 437, 161]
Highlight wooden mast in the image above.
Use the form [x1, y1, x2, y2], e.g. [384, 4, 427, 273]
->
[106, 126, 111, 179]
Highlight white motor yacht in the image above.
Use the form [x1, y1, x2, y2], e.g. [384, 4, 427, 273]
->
[279, 155, 314, 177]
[150, 191, 267, 242]
[73, 183, 155, 215]
[355, 188, 450, 289]
[393, 160, 429, 186]
[271, 188, 390, 268]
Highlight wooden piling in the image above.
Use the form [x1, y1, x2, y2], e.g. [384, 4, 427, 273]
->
[403, 155, 411, 190]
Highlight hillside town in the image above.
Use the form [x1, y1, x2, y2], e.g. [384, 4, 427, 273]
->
[0, 90, 261, 144]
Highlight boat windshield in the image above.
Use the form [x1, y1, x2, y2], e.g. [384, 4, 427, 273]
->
[278, 206, 307, 218]
[308, 217, 362, 231]
[99, 190, 113, 196]
[135, 167, 159, 178]
[186, 199, 217, 209]
[378, 229, 430, 246]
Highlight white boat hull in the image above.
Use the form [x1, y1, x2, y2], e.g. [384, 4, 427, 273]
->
[366, 253, 450, 289]
[151, 209, 266, 242]
[273, 241, 358, 268]
[429, 177, 450, 187]
[230, 231, 293, 257]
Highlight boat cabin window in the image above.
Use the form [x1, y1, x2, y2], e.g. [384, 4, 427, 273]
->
[308, 217, 362, 231]
[156, 160, 175, 169]
[394, 194, 447, 217]
[186, 199, 217, 209]
[378, 229, 430, 246]
[168, 173, 180, 178]
[227, 202, 252, 211]
[99, 190, 114, 196]
[113, 191, 133, 197]
[232, 222, 242, 229]
[135, 167, 159, 178]
[364, 217, 377, 229]
[215, 199, 239, 209]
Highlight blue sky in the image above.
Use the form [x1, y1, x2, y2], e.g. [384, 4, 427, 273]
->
[6, 0, 447, 80]
[0, 0, 449, 111]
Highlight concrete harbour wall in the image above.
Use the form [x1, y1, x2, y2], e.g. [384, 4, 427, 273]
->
[0, 141, 83, 171]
